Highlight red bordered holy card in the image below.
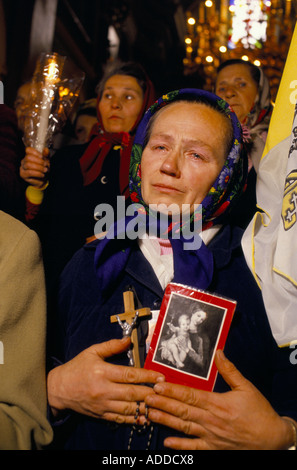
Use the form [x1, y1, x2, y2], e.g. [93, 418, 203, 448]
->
[144, 282, 236, 391]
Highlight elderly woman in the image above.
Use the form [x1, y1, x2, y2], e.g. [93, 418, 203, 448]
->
[19, 61, 155, 289]
[47, 89, 297, 450]
[214, 59, 273, 228]
[215, 59, 273, 172]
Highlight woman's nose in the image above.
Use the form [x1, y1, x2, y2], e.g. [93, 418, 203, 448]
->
[110, 97, 121, 109]
[160, 151, 181, 177]
[223, 85, 236, 99]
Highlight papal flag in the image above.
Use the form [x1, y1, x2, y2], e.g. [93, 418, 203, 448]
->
[242, 23, 297, 347]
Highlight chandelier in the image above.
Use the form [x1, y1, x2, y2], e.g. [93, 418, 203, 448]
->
[183, 0, 296, 99]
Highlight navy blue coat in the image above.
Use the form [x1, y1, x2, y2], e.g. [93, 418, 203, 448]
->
[51, 224, 297, 450]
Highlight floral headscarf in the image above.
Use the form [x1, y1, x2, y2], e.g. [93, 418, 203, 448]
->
[129, 88, 248, 231]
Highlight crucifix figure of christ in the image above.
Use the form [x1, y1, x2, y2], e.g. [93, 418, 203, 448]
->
[110, 291, 151, 367]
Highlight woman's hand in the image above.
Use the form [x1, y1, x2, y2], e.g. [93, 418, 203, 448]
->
[20, 147, 50, 188]
[47, 337, 164, 424]
[145, 350, 295, 450]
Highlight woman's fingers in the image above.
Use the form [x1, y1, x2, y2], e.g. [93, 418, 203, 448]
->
[100, 398, 150, 423]
[21, 156, 49, 173]
[93, 337, 132, 359]
[48, 340, 165, 423]
[21, 159, 48, 173]
[145, 386, 208, 438]
[147, 403, 204, 436]
[147, 380, 210, 412]
[92, 339, 165, 385]
[163, 436, 208, 451]
[20, 147, 50, 186]
[214, 349, 250, 391]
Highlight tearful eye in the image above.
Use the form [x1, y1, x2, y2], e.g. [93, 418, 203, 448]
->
[188, 151, 203, 160]
[152, 145, 167, 152]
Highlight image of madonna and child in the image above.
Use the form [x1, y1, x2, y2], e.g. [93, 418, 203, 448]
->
[159, 309, 209, 375]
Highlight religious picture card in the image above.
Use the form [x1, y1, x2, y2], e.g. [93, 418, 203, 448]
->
[144, 283, 236, 391]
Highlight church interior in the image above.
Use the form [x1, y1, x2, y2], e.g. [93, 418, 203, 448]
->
[1, 0, 296, 112]
[1, 0, 297, 453]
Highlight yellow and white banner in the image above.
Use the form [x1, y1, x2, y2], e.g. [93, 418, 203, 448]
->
[242, 24, 297, 347]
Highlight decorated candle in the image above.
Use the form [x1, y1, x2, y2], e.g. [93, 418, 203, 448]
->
[35, 58, 59, 152]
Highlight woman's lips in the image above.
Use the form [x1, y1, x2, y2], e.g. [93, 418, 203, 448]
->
[108, 115, 122, 120]
[152, 184, 183, 193]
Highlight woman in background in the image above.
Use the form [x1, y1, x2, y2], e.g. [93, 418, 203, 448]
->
[215, 59, 273, 228]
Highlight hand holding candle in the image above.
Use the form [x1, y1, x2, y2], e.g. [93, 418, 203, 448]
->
[21, 52, 85, 220]
[23, 52, 85, 154]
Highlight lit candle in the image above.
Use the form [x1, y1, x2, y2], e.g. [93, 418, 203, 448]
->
[35, 59, 58, 153]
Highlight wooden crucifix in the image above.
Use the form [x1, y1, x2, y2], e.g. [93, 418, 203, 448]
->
[110, 291, 151, 367]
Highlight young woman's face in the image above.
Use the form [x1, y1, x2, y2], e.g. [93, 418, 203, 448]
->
[215, 64, 259, 123]
[192, 310, 206, 325]
[141, 102, 230, 214]
[98, 74, 144, 133]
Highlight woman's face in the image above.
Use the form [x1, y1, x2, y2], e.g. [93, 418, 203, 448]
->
[215, 64, 258, 123]
[141, 102, 230, 214]
[192, 310, 206, 325]
[98, 74, 144, 133]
